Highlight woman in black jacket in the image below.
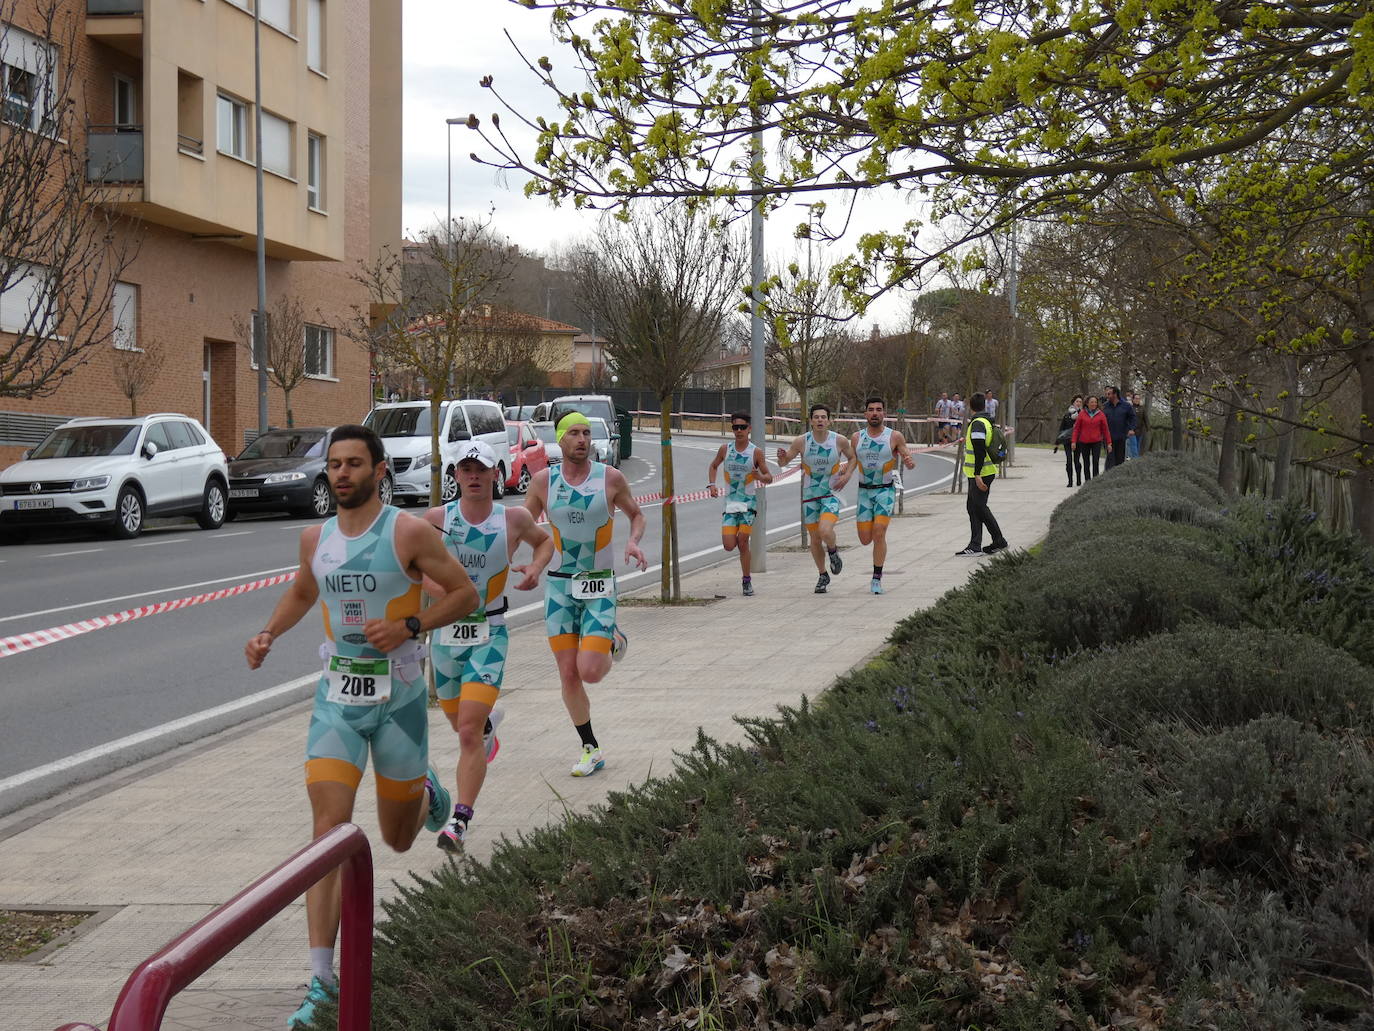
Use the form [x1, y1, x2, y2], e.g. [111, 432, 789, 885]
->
[1054, 395, 1083, 487]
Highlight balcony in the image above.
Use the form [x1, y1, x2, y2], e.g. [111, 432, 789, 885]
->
[86, 0, 142, 56]
[87, 127, 144, 184]
[88, 0, 142, 12]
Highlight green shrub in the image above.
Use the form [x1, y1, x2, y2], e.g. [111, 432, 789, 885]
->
[1009, 539, 1242, 655]
[1046, 625, 1374, 741]
[1097, 451, 1228, 504]
[1220, 496, 1374, 666]
[1043, 513, 1223, 557]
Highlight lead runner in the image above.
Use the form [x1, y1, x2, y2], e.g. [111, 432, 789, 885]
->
[524, 412, 647, 777]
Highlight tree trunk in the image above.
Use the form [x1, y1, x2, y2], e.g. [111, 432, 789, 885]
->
[1217, 387, 1242, 495]
[429, 392, 445, 506]
[284, 387, 294, 429]
[129, 395, 137, 416]
[669, 495, 681, 601]
[659, 395, 674, 602]
[1271, 354, 1300, 501]
[1167, 329, 1185, 451]
[798, 387, 809, 547]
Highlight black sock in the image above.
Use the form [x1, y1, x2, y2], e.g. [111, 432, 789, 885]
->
[827, 547, 838, 555]
[576, 721, 598, 749]
[873, 566, 883, 579]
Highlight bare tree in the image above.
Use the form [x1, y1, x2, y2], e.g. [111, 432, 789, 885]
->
[232, 297, 309, 428]
[568, 204, 747, 601]
[342, 214, 518, 505]
[111, 337, 166, 416]
[0, 0, 139, 399]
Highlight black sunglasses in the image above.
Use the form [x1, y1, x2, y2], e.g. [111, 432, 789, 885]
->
[731, 424, 749, 430]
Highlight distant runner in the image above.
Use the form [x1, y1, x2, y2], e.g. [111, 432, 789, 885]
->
[776, 403, 856, 594]
[244, 424, 477, 1029]
[525, 412, 647, 777]
[849, 396, 916, 594]
[423, 441, 552, 852]
[707, 410, 774, 596]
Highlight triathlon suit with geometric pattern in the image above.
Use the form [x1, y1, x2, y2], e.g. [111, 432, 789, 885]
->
[305, 504, 428, 801]
[543, 462, 617, 654]
[801, 430, 842, 531]
[721, 441, 759, 534]
[856, 426, 897, 532]
[431, 502, 509, 712]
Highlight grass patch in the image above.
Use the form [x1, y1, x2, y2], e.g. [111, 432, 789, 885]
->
[320, 452, 1374, 1030]
[0, 909, 89, 961]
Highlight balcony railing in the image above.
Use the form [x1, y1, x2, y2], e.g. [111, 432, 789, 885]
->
[86, 127, 143, 184]
[177, 132, 204, 156]
[87, 0, 143, 13]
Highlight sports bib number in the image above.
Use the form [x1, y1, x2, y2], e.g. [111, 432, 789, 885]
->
[438, 617, 490, 648]
[573, 569, 615, 600]
[325, 655, 391, 706]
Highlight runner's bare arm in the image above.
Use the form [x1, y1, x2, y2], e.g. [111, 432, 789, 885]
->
[245, 526, 323, 669]
[834, 433, 859, 486]
[366, 516, 478, 652]
[775, 434, 803, 467]
[607, 467, 648, 570]
[524, 467, 550, 523]
[753, 447, 774, 484]
[893, 431, 917, 469]
[508, 505, 554, 591]
[419, 505, 450, 599]
[707, 444, 727, 497]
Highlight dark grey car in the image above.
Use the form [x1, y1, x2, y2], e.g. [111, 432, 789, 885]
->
[227, 427, 334, 519]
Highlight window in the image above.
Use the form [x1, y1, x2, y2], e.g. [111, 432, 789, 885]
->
[0, 261, 55, 335]
[217, 93, 248, 159]
[0, 24, 56, 133]
[306, 132, 324, 209]
[112, 281, 138, 350]
[259, 0, 290, 31]
[304, 323, 333, 378]
[261, 110, 291, 176]
[113, 74, 137, 129]
[166, 421, 200, 450]
[144, 422, 175, 452]
[306, 0, 324, 70]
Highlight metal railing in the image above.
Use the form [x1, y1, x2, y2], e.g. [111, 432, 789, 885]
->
[87, 0, 143, 13]
[86, 126, 144, 183]
[52, 823, 373, 1031]
[177, 132, 204, 155]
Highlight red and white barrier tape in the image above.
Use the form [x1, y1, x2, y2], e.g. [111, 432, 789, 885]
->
[0, 570, 298, 659]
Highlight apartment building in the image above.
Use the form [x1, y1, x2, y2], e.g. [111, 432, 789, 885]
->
[0, 0, 401, 466]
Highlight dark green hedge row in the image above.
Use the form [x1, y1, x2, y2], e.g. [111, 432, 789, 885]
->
[337, 452, 1374, 1031]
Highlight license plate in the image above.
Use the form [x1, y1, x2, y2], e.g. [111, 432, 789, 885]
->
[16, 498, 54, 510]
[229, 488, 259, 499]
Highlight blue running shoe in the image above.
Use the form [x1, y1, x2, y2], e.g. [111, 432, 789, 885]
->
[424, 767, 450, 833]
[288, 977, 333, 1029]
[870, 578, 884, 595]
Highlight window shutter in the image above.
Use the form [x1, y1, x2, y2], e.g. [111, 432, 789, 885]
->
[261, 111, 291, 176]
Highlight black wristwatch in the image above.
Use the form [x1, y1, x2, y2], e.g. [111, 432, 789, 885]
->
[404, 616, 423, 639]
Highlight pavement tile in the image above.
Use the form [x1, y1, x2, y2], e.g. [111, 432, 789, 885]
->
[0, 450, 1064, 1031]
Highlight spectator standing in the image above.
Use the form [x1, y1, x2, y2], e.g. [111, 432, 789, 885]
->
[1129, 392, 1148, 458]
[985, 390, 999, 422]
[955, 393, 1007, 556]
[1101, 386, 1136, 469]
[1054, 395, 1083, 487]
[1071, 395, 1111, 481]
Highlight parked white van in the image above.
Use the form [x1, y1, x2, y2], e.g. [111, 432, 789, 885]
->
[363, 399, 509, 503]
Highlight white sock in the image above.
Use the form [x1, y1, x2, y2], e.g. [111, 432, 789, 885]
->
[310, 947, 336, 986]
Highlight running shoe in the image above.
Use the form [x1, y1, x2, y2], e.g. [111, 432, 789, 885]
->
[870, 578, 884, 595]
[423, 767, 451, 832]
[828, 549, 843, 575]
[815, 571, 830, 594]
[954, 546, 983, 557]
[570, 745, 605, 777]
[288, 977, 334, 1029]
[436, 814, 468, 853]
[611, 627, 629, 662]
[742, 579, 754, 597]
[983, 539, 1009, 554]
[484, 708, 505, 763]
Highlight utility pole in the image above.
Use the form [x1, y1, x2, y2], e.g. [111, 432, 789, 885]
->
[748, 0, 767, 572]
[1006, 224, 1019, 465]
[253, 0, 267, 437]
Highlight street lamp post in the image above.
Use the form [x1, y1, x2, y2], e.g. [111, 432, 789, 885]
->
[253, 0, 268, 436]
[445, 116, 463, 251]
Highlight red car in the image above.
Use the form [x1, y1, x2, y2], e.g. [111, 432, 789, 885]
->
[504, 421, 549, 493]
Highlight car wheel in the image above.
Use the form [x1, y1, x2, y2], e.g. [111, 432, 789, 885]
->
[441, 466, 458, 503]
[196, 479, 227, 529]
[112, 485, 145, 539]
[517, 464, 532, 493]
[222, 509, 237, 523]
[379, 474, 394, 507]
[309, 478, 333, 517]
[492, 464, 506, 500]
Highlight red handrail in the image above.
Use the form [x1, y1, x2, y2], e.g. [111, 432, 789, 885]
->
[53, 823, 372, 1031]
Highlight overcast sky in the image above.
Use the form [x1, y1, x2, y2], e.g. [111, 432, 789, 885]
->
[401, 0, 915, 331]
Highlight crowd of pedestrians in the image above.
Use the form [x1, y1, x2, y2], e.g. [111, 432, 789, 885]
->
[1054, 387, 1147, 487]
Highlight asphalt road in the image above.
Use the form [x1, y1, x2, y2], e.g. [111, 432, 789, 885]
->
[0, 432, 954, 812]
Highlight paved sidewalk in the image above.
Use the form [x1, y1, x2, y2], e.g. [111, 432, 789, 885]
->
[0, 449, 1064, 1031]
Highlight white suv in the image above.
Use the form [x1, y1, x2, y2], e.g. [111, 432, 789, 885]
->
[0, 414, 229, 540]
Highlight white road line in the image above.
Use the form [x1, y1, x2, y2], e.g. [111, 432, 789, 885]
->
[0, 674, 318, 796]
[213, 531, 255, 538]
[0, 564, 297, 625]
[132, 537, 190, 548]
[43, 548, 106, 558]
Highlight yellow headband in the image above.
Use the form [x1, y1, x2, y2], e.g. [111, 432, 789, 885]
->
[556, 411, 592, 441]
